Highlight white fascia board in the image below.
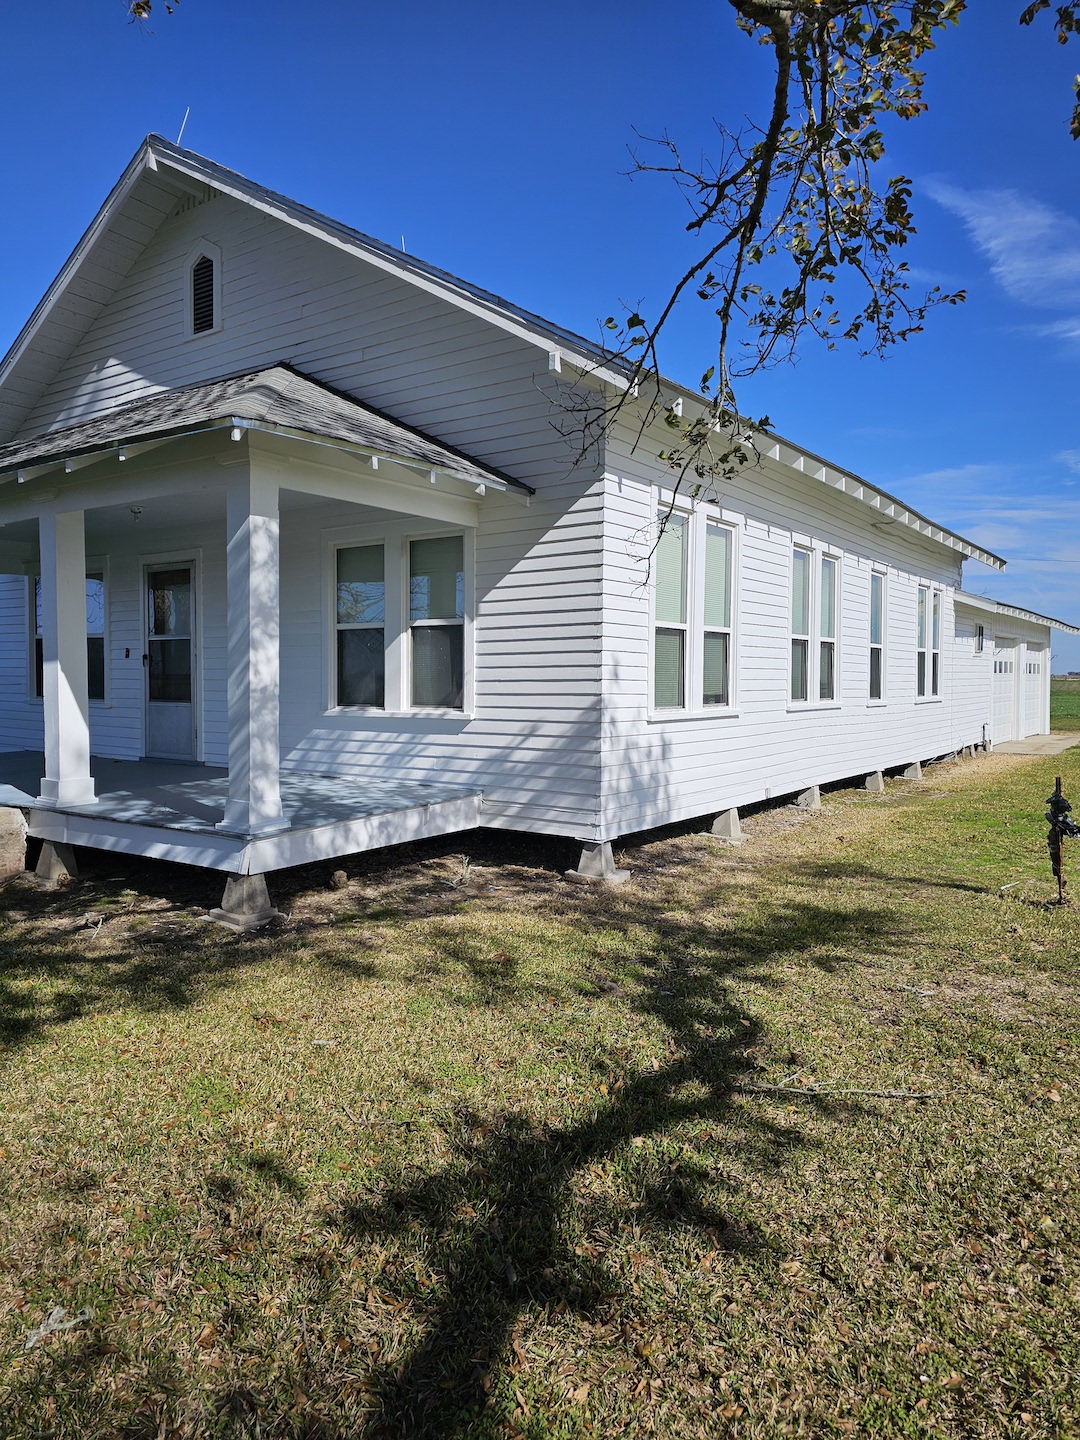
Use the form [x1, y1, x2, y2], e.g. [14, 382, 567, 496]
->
[651, 382, 1005, 571]
[956, 591, 1080, 634]
[153, 146, 631, 391]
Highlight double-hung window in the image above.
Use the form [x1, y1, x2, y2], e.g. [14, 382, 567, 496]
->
[916, 586, 940, 697]
[790, 547, 812, 702]
[410, 535, 465, 709]
[651, 508, 737, 712]
[819, 556, 837, 701]
[791, 547, 840, 704]
[702, 521, 732, 706]
[32, 573, 106, 701]
[653, 514, 688, 709]
[869, 571, 885, 700]
[336, 545, 385, 707]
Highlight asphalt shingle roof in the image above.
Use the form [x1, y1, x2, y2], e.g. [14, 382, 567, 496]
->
[0, 363, 528, 490]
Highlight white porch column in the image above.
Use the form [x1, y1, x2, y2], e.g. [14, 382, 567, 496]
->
[218, 467, 285, 835]
[37, 510, 96, 806]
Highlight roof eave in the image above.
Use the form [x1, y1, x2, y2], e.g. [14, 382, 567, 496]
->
[955, 591, 1080, 635]
[0, 413, 524, 500]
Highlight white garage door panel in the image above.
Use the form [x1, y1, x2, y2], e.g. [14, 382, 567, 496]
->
[992, 640, 1017, 743]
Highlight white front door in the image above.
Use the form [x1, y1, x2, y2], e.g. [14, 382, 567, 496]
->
[1024, 647, 1045, 737]
[992, 638, 1017, 744]
[145, 563, 196, 760]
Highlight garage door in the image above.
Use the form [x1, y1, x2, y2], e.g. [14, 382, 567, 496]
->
[1023, 648, 1045, 738]
[992, 640, 1017, 743]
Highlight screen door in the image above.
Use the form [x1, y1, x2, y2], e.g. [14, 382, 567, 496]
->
[145, 564, 196, 760]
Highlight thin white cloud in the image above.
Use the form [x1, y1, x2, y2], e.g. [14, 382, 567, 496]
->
[1058, 449, 1080, 474]
[925, 182, 1080, 311]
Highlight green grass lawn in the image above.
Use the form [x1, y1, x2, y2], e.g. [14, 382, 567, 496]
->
[1, 753, 1078, 1439]
[1051, 676, 1080, 732]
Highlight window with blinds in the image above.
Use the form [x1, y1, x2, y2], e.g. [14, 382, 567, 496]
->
[702, 522, 732, 706]
[917, 586, 940, 697]
[335, 544, 385, 707]
[410, 535, 464, 709]
[819, 555, 837, 701]
[653, 515, 688, 708]
[869, 571, 885, 700]
[791, 547, 811, 702]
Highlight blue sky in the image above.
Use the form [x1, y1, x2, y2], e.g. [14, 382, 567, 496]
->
[2, 1, 1078, 665]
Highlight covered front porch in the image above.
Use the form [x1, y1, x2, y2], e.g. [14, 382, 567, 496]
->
[0, 366, 525, 924]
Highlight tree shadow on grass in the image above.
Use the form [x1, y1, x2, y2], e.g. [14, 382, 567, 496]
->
[320, 893, 907, 1438]
[2, 831, 920, 1436]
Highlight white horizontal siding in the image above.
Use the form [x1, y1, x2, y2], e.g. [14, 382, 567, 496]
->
[597, 421, 994, 838]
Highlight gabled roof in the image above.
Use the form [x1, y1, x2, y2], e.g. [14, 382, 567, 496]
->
[954, 590, 1080, 635]
[0, 135, 1010, 569]
[0, 135, 629, 443]
[0, 363, 528, 493]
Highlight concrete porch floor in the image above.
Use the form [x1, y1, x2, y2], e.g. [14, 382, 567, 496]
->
[0, 751, 484, 877]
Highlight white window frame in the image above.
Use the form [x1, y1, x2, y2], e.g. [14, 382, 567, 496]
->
[405, 527, 472, 715]
[869, 568, 886, 703]
[184, 239, 222, 340]
[332, 538, 389, 712]
[818, 552, 840, 702]
[28, 558, 110, 707]
[648, 497, 739, 718]
[325, 522, 474, 717]
[789, 541, 841, 710]
[916, 584, 941, 700]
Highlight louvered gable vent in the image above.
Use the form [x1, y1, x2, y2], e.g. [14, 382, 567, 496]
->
[191, 255, 215, 333]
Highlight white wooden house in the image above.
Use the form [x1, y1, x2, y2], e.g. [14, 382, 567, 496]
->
[0, 137, 1075, 923]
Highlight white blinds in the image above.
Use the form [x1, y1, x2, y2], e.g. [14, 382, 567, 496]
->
[654, 516, 687, 625]
[703, 524, 732, 629]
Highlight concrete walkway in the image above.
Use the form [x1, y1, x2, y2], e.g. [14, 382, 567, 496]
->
[994, 734, 1080, 756]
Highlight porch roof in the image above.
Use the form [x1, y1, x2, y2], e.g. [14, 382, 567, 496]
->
[0, 363, 533, 495]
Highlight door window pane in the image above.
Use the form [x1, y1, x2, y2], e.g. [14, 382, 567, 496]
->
[654, 516, 687, 625]
[410, 536, 463, 621]
[654, 628, 685, 708]
[337, 627, 385, 707]
[337, 545, 385, 624]
[149, 570, 192, 636]
[412, 625, 464, 708]
[149, 638, 192, 703]
[703, 631, 729, 707]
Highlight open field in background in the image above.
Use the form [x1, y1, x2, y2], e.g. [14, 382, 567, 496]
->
[1, 752, 1078, 1440]
[1050, 676, 1080, 732]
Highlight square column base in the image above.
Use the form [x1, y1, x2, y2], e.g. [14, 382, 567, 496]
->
[37, 778, 97, 807]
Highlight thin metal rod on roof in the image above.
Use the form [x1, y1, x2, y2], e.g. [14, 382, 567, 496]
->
[176, 108, 190, 146]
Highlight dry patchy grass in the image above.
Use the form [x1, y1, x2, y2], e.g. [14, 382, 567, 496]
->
[1, 752, 1078, 1439]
